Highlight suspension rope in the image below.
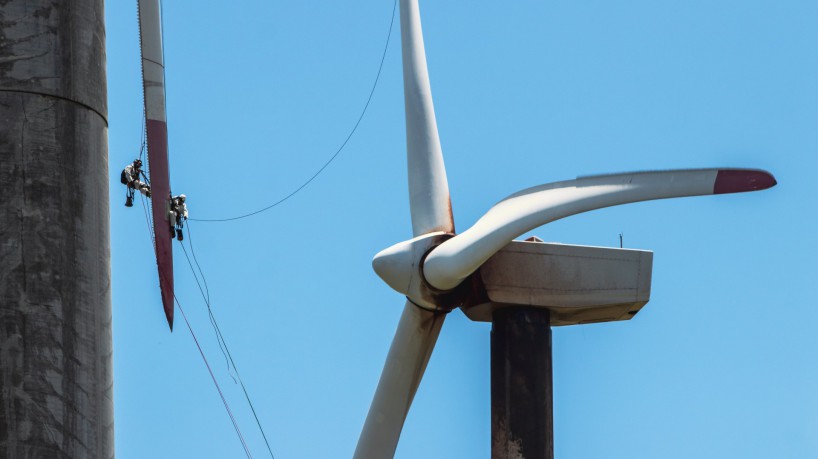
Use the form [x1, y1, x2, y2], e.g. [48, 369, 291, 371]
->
[139, 192, 155, 249]
[137, 197, 254, 459]
[180, 223, 232, 379]
[190, 0, 398, 222]
[185, 220, 211, 304]
[184, 222, 232, 376]
[176, 295, 254, 459]
[138, 110, 147, 163]
[179, 224, 277, 458]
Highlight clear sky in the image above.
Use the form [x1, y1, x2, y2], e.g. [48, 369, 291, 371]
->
[106, 1, 817, 458]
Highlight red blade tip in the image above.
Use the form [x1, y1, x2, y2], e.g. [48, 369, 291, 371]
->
[714, 169, 777, 194]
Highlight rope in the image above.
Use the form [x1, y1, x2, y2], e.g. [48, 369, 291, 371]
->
[138, 109, 147, 163]
[179, 223, 277, 458]
[139, 194, 155, 250]
[179, 233, 235, 381]
[185, 221, 211, 304]
[137, 195, 253, 459]
[190, 0, 398, 222]
[180, 222, 231, 377]
[176, 295, 254, 459]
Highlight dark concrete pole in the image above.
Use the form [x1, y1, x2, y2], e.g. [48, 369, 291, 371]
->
[491, 308, 553, 459]
[0, 1, 113, 458]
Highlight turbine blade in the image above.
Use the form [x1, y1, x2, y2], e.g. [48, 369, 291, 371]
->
[401, 0, 454, 236]
[354, 301, 445, 459]
[424, 168, 776, 290]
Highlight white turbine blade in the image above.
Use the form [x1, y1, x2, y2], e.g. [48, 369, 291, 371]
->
[401, 0, 454, 236]
[354, 301, 445, 459]
[424, 168, 777, 290]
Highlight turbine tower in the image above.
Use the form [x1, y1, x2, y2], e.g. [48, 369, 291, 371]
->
[355, 1, 776, 458]
[0, 0, 114, 456]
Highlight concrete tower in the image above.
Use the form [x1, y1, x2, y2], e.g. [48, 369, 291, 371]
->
[0, 1, 114, 457]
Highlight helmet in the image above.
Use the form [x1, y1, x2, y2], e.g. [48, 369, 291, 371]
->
[179, 194, 186, 202]
[134, 159, 142, 167]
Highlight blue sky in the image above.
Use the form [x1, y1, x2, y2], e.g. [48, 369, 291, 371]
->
[106, 1, 817, 458]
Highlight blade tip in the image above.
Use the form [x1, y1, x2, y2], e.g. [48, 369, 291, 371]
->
[714, 169, 777, 194]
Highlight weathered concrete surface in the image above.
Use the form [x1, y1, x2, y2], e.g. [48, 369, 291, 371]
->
[0, 1, 113, 458]
[0, 1, 107, 118]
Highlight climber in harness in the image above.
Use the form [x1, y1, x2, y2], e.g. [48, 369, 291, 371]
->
[169, 194, 188, 241]
[120, 158, 151, 207]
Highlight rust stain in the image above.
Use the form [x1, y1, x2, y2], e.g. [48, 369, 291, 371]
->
[417, 233, 489, 312]
[446, 195, 455, 233]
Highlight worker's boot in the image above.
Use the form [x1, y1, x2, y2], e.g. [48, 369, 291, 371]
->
[176, 228, 183, 241]
[170, 226, 176, 239]
[125, 196, 133, 207]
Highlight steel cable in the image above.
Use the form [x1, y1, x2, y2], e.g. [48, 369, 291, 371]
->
[190, 0, 398, 222]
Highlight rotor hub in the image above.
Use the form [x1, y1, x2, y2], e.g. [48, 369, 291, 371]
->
[372, 232, 469, 311]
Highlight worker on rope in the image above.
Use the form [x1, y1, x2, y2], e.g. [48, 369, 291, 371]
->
[169, 194, 188, 241]
[120, 158, 151, 207]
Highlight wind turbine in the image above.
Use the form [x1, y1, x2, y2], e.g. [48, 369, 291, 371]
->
[354, 1, 776, 458]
